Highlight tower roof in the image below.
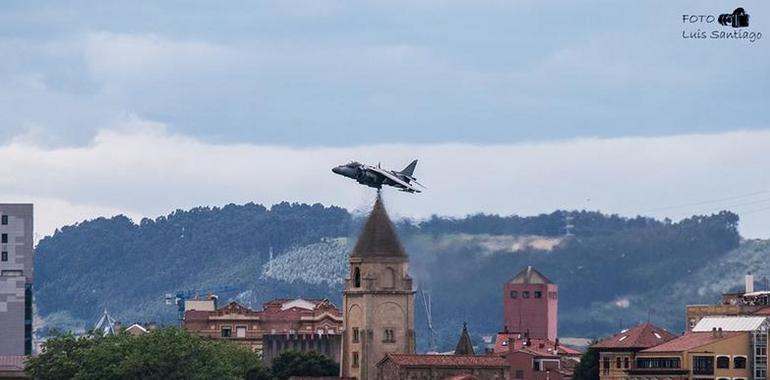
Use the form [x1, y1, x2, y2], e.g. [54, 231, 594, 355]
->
[508, 266, 553, 285]
[454, 322, 475, 355]
[351, 195, 407, 258]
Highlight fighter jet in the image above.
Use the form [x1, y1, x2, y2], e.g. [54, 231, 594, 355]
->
[332, 160, 425, 193]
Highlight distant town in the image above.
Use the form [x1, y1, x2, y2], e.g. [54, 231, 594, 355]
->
[2, 199, 769, 380]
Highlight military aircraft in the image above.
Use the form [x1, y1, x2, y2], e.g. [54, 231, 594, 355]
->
[332, 160, 425, 193]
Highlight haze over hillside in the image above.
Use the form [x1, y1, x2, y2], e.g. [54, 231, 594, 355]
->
[34, 201, 767, 351]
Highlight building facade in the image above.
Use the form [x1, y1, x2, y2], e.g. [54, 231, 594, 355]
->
[503, 266, 558, 341]
[183, 298, 343, 365]
[686, 273, 770, 332]
[341, 196, 416, 380]
[0, 204, 33, 356]
[376, 354, 509, 380]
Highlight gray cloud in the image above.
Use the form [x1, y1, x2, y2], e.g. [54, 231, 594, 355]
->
[1, 118, 769, 240]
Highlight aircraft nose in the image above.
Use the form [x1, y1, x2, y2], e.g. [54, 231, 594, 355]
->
[332, 166, 342, 175]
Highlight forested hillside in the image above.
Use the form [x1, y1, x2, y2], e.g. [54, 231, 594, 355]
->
[34, 202, 749, 351]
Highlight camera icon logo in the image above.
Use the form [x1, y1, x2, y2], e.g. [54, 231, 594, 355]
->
[718, 7, 750, 28]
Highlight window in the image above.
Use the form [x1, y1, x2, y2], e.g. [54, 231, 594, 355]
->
[625, 357, 630, 369]
[534, 291, 543, 299]
[1, 234, 7, 243]
[515, 370, 524, 379]
[354, 267, 361, 287]
[383, 329, 395, 343]
[1, 215, 7, 225]
[522, 291, 530, 299]
[716, 356, 730, 369]
[352, 352, 359, 367]
[352, 327, 360, 343]
[617, 357, 622, 368]
[221, 326, 232, 338]
[1, 270, 23, 277]
[636, 358, 681, 369]
[236, 326, 246, 338]
[604, 357, 611, 373]
[693, 356, 715, 375]
[734, 356, 746, 369]
[534, 360, 542, 371]
[510, 290, 518, 298]
[1, 251, 7, 262]
[549, 291, 558, 299]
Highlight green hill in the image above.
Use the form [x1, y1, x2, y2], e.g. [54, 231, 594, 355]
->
[34, 202, 748, 351]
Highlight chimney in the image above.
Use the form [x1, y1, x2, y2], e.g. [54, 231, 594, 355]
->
[554, 338, 560, 351]
[746, 272, 754, 293]
[718, 327, 723, 338]
[712, 327, 717, 337]
[507, 337, 516, 352]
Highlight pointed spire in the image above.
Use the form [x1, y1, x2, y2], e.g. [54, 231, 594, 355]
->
[351, 195, 407, 258]
[454, 322, 475, 355]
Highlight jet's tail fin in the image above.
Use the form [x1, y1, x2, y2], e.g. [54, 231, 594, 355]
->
[400, 160, 418, 177]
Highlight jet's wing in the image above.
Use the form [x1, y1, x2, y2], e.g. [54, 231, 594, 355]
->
[367, 166, 422, 193]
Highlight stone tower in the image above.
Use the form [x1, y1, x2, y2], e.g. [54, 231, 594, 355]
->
[341, 196, 415, 380]
[503, 266, 558, 341]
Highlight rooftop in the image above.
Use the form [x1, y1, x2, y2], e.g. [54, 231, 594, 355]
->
[508, 266, 553, 285]
[692, 316, 769, 332]
[493, 333, 580, 356]
[641, 331, 742, 353]
[592, 323, 678, 350]
[382, 354, 507, 368]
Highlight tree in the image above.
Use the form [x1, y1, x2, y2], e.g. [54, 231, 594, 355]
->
[26, 328, 264, 380]
[269, 350, 339, 380]
[573, 345, 599, 380]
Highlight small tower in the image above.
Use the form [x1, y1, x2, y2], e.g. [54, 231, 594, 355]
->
[341, 196, 416, 380]
[503, 266, 558, 341]
[454, 322, 475, 355]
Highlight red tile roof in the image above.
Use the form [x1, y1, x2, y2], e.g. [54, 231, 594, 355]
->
[493, 333, 581, 356]
[383, 354, 507, 368]
[753, 307, 770, 315]
[592, 323, 677, 349]
[445, 376, 481, 380]
[641, 331, 742, 353]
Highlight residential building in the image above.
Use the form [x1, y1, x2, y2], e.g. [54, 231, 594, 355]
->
[183, 297, 342, 365]
[592, 323, 678, 380]
[0, 204, 33, 356]
[376, 354, 509, 380]
[686, 273, 770, 331]
[340, 196, 416, 380]
[630, 316, 768, 380]
[502, 347, 563, 380]
[503, 266, 558, 341]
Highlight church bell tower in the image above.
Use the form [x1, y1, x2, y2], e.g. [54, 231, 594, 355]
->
[341, 196, 416, 380]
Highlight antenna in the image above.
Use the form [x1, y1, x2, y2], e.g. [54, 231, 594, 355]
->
[419, 285, 437, 352]
[564, 213, 575, 237]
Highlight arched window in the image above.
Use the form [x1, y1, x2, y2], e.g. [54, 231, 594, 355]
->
[354, 267, 361, 288]
[734, 356, 747, 369]
[716, 356, 730, 369]
[510, 291, 518, 299]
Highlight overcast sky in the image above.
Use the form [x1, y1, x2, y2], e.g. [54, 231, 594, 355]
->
[1, 1, 769, 239]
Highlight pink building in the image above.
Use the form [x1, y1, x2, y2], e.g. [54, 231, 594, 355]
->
[503, 266, 558, 341]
